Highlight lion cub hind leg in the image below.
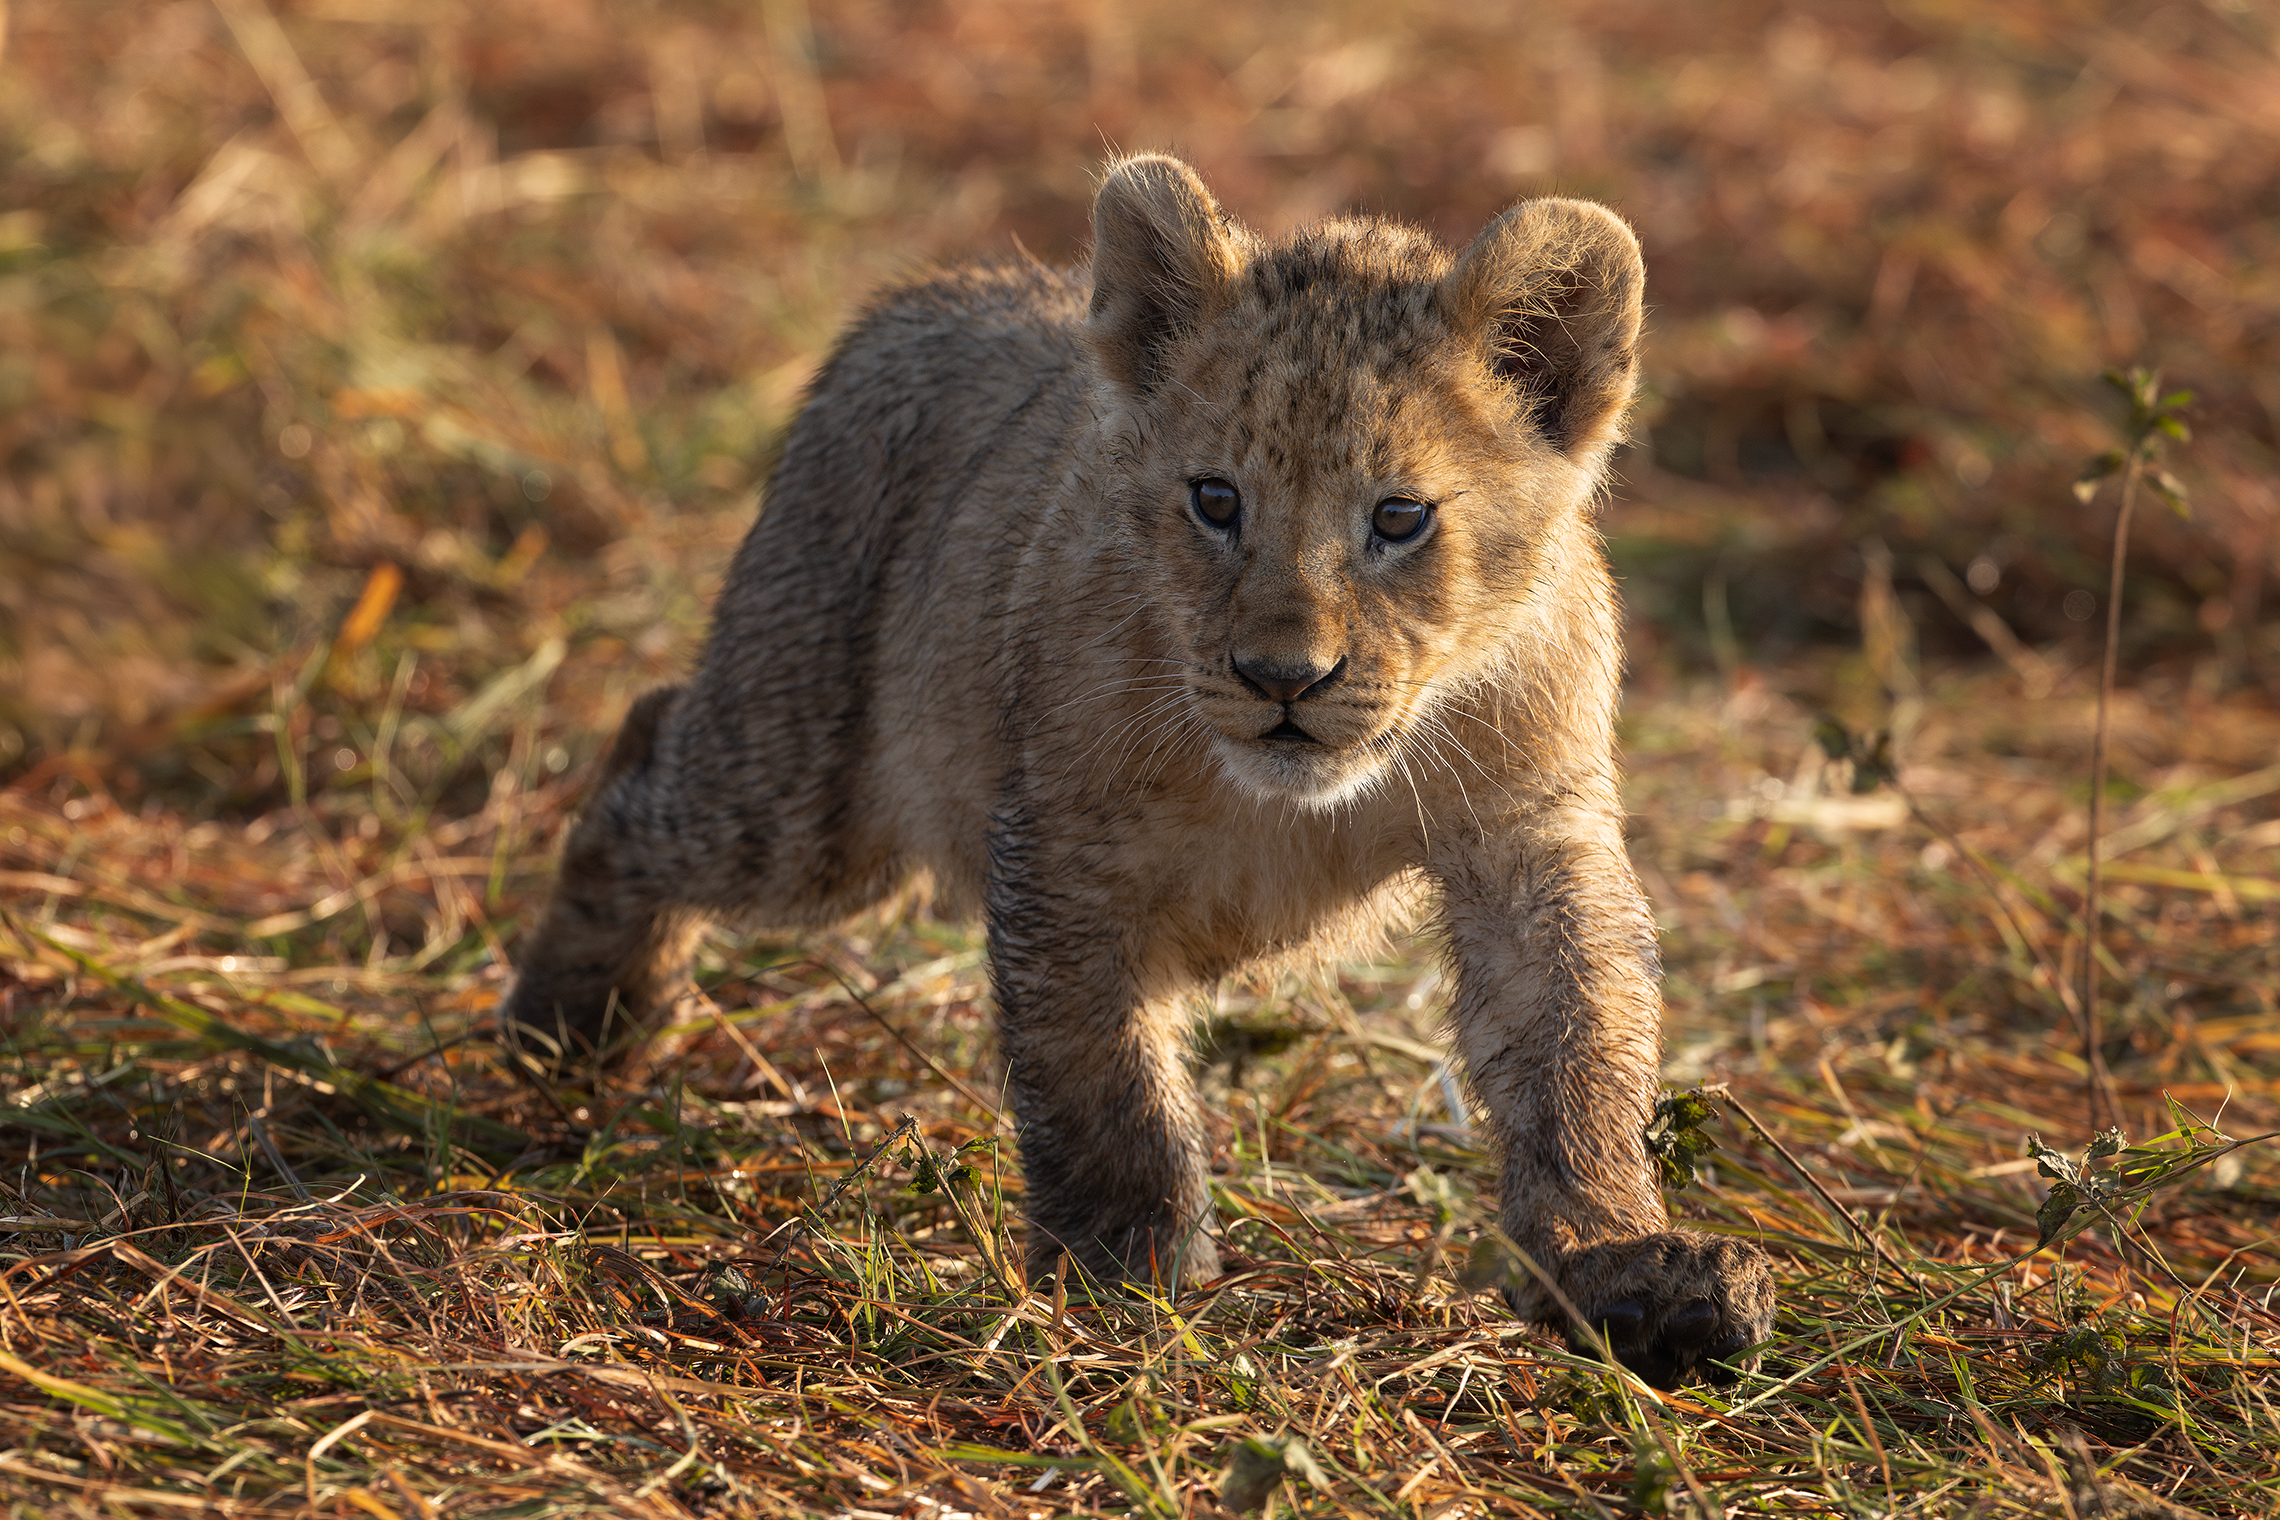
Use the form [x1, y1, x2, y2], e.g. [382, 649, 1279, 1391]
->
[499, 686, 716, 1069]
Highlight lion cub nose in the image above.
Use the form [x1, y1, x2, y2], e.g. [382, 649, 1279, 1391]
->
[1233, 654, 1345, 705]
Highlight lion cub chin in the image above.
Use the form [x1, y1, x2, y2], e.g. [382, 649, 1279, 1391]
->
[502, 154, 1774, 1387]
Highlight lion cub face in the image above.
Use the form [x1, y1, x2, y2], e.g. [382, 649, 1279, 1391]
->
[1085, 160, 1645, 809]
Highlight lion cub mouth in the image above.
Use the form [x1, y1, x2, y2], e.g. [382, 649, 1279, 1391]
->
[1260, 716, 1319, 743]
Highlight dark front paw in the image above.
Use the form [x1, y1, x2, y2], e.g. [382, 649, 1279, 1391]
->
[1516, 1231, 1775, 1390]
[1025, 1214, 1222, 1293]
[495, 972, 628, 1072]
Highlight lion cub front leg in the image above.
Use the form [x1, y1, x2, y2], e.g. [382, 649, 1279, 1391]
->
[988, 864, 1221, 1290]
[1437, 818, 1775, 1389]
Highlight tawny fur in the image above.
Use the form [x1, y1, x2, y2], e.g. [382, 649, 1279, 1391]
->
[502, 155, 1775, 1387]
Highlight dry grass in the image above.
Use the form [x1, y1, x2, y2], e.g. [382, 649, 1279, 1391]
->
[4, 0, 2280, 1514]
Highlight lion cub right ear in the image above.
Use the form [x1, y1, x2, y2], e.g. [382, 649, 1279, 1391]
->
[1445, 198, 1646, 463]
[1087, 155, 1248, 396]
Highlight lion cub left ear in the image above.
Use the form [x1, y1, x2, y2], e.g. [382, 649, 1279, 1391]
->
[1444, 199, 1645, 460]
[1087, 155, 1249, 396]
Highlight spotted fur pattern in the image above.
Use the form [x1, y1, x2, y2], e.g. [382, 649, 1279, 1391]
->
[502, 156, 1775, 1387]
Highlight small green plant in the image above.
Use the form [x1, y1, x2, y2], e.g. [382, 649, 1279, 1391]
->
[1817, 367, 2197, 1135]
[1644, 1087, 1723, 1189]
[2071, 367, 2194, 1128]
[1628, 1425, 1680, 1515]
[906, 1134, 993, 1194]
[1219, 1432, 1329, 1513]
[1811, 716, 1897, 794]
[2033, 1322, 2175, 1403]
[2071, 368, 2194, 516]
[2027, 1098, 2271, 1256]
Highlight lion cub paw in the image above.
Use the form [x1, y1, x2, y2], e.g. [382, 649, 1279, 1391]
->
[1527, 1231, 1776, 1390]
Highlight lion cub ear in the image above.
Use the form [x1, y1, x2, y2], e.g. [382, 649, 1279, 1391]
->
[1444, 199, 1645, 460]
[1087, 155, 1248, 395]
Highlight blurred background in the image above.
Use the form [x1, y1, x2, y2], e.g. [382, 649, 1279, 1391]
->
[2, 0, 2276, 812]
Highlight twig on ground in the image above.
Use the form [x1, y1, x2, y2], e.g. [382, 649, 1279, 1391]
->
[1712, 1087, 1931, 1297]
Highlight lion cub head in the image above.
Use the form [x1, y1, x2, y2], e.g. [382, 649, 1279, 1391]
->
[1084, 156, 1645, 810]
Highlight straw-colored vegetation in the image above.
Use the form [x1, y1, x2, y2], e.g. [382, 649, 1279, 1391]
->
[4, 1, 2278, 1514]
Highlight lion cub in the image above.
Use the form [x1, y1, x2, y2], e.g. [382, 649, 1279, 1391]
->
[504, 155, 1774, 1386]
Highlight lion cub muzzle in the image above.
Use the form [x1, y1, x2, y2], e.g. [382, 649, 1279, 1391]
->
[1240, 656, 1340, 720]
[1200, 648, 1388, 806]
[1205, 551, 1387, 793]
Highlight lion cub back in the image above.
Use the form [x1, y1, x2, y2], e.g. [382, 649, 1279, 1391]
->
[659, 261, 1096, 923]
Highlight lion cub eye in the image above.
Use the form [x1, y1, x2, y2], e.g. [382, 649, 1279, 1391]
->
[1191, 477, 1241, 529]
[1371, 497, 1430, 543]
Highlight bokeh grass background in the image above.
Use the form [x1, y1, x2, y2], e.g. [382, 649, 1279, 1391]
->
[3, 1, 2279, 1515]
